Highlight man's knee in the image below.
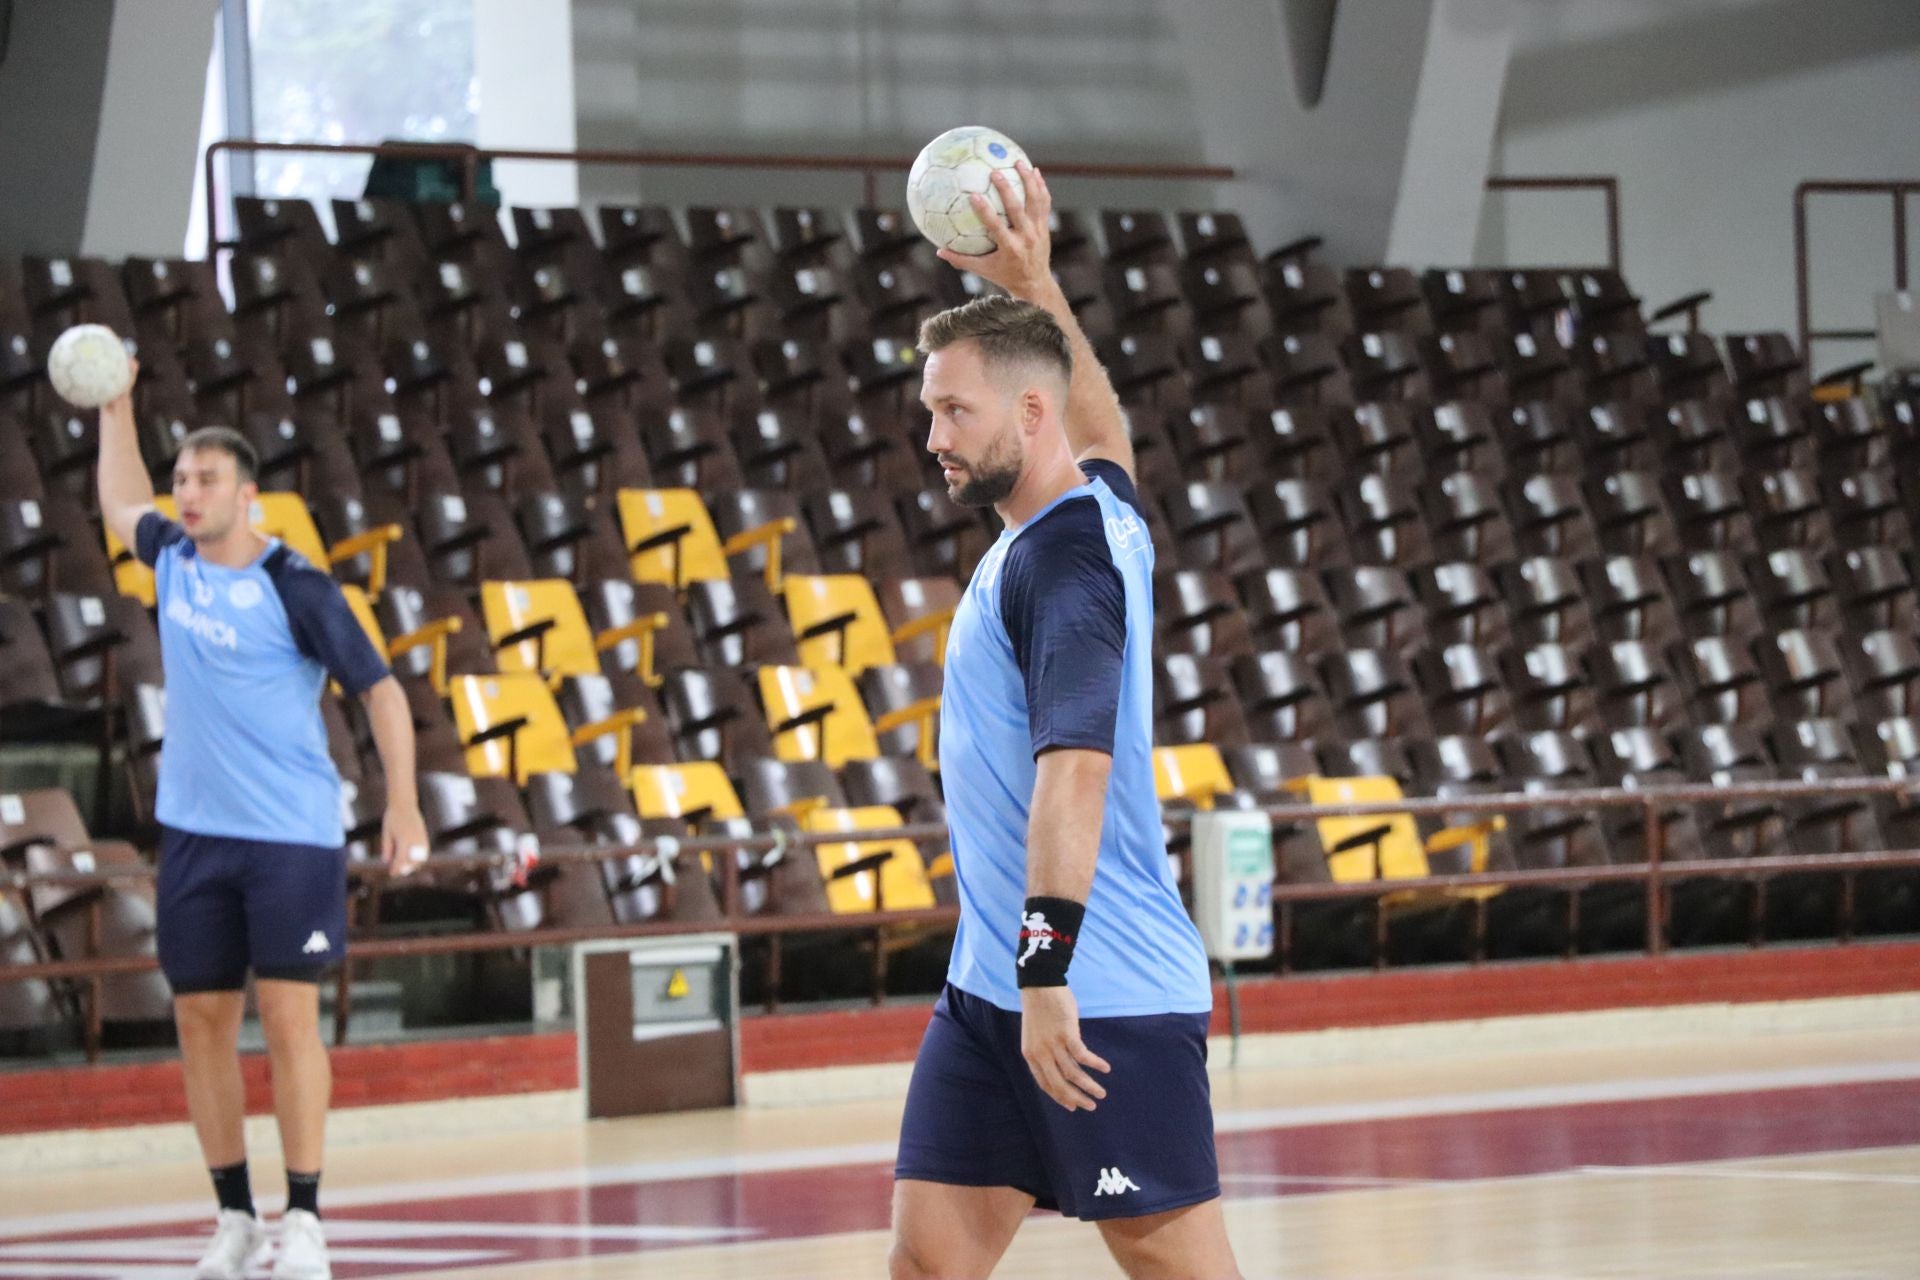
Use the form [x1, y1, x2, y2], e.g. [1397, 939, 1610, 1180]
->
[887, 1236, 933, 1280]
[254, 982, 322, 1054]
[174, 992, 243, 1044]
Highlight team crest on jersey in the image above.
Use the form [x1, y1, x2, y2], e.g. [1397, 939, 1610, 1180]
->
[228, 579, 264, 609]
[1105, 512, 1149, 558]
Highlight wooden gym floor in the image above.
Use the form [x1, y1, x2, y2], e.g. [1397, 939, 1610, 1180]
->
[3, 1018, 1918, 1278]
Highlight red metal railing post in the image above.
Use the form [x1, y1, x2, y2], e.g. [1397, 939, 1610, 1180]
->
[1643, 796, 1666, 957]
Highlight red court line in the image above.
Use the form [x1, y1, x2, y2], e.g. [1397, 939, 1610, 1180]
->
[10, 1076, 1920, 1277]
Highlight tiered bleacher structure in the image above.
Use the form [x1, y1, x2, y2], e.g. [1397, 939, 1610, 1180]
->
[3, 191, 1918, 1053]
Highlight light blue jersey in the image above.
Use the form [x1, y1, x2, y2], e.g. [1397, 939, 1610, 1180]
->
[137, 512, 390, 847]
[941, 461, 1211, 1018]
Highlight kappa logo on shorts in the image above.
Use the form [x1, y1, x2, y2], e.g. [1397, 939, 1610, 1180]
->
[1093, 1166, 1141, 1196]
[301, 930, 331, 955]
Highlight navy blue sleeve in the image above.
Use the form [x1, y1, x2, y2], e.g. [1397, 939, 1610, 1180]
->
[1079, 458, 1145, 517]
[267, 551, 391, 696]
[1000, 497, 1128, 758]
[134, 510, 186, 566]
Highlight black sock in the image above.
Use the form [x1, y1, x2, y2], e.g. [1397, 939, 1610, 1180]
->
[286, 1169, 321, 1218]
[210, 1161, 254, 1217]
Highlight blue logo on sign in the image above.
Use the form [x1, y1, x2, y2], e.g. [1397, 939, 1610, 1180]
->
[988, 142, 1008, 159]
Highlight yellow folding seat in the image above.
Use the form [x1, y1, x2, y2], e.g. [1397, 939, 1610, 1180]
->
[475, 579, 657, 682]
[616, 488, 793, 591]
[1153, 744, 1237, 811]
[757, 665, 881, 767]
[448, 673, 646, 782]
[783, 574, 900, 674]
[1275, 775, 1505, 895]
[106, 495, 403, 605]
[801, 805, 935, 913]
[629, 762, 746, 827]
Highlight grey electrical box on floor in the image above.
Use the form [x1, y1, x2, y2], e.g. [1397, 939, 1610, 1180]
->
[572, 934, 739, 1118]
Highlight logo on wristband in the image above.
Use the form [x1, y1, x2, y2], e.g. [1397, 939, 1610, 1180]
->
[1018, 911, 1075, 967]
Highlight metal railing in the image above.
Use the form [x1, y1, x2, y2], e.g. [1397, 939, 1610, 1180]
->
[7, 774, 1920, 1059]
[1484, 174, 1623, 272]
[202, 138, 1238, 261]
[1793, 178, 1918, 364]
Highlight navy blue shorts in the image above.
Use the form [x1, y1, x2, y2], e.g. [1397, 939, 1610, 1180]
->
[895, 984, 1220, 1221]
[155, 826, 348, 993]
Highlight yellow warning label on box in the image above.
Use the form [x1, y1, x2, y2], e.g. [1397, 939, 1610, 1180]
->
[665, 968, 689, 1000]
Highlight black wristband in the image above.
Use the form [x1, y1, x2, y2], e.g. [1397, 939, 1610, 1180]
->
[1015, 896, 1085, 988]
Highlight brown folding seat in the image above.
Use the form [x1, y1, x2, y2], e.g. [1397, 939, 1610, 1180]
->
[1586, 639, 1684, 731]
[686, 575, 801, 671]
[1769, 718, 1883, 875]
[1410, 562, 1510, 651]
[729, 405, 830, 493]
[1650, 397, 1737, 472]
[230, 251, 329, 342]
[1324, 565, 1425, 655]
[1580, 555, 1679, 648]
[1742, 469, 1828, 554]
[1154, 569, 1255, 659]
[1421, 268, 1505, 338]
[813, 408, 921, 494]
[1405, 735, 1523, 871]
[1823, 468, 1910, 550]
[374, 582, 493, 689]
[708, 489, 820, 584]
[1674, 724, 1789, 860]
[738, 757, 847, 821]
[1096, 331, 1185, 405]
[1830, 547, 1920, 635]
[510, 491, 626, 585]
[1589, 725, 1708, 862]
[1646, 332, 1731, 402]
[1229, 650, 1333, 745]
[44, 591, 161, 704]
[896, 489, 994, 582]
[333, 196, 431, 269]
[1185, 331, 1269, 407]
[1100, 209, 1176, 265]
[25, 406, 98, 504]
[1805, 397, 1891, 471]
[1317, 738, 1417, 789]
[843, 334, 926, 411]
[1247, 477, 1346, 569]
[1573, 400, 1661, 472]
[581, 579, 699, 683]
[1422, 471, 1515, 565]
[554, 672, 676, 773]
[445, 404, 556, 501]
[1418, 330, 1507, 403]
[1333, 472, 1430, 568]
[1497, 401, 1579, 474]
[1755, 629, 1851, 723]
[23, 256, 135, 334]
[0, 599, 68, 731]
[0, 496, 65, 601]
[683, 262, 769, 338]
[858, 661, 945, 763]
[1263, 332, 1354, 406]
[1153, 654, 1249, 748]
[1235, 566, 1338, 655]
[1411, 644, 1512, 739]
[0, 887, 62, 1043]
[1105, 262, 1189, 339]
[1331, 402, 1421, 478]
[752, 334, 848, 415]
[803, 489, 915, 580]
[1571, 331, 1658, 404]
[1586, 471, 1678, 559]
[764, 264, 856, 341]
[1496, 555, 1589, 647]
[232, 195, 329, 259]
[1670, 634, 1767, 727]
[1161, 482, 1263, 575]
[1500, 641, 1599, 735]
[1730, 394, 1815, 470]
[1506, 473, 1600, 562]
[412, 490, 532, 588]
[1319, 649, 1429, 741]
[523, 771, 690, 926]
[119, 681, 167, 819]
[1180, 261, 1269, 337]
[1498, 330, 1578, 403]
[124, 256, 227, 348]
[1415, 400, 1503, 479]
[595, 258, 687, 341]
[1343, 268, 1429, 334]
[1166, 404, 1256, 483]
[640, 405, 745, 491]
[1344, 330, 1427, 402]
[1723, 332, 1806, 400]
[1177, 210, 1254, 265]
[1249, 404, 1339, 479]
[1662, 550, 1761, 640]
[657, 666, 775, 769]
[307, 491, 424, 596]
[769, 206, 850, 268]
[1745, 549, 1836, 633]
[683, 206, 766, 267]
[0, 427, 44, 502]
[876, 577, 962, 667]
[1492, 730, 1614, 870]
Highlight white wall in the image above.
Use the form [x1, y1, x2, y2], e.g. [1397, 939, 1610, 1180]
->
[1478, 0, 1920, 369]
[475, 0, 579, 209]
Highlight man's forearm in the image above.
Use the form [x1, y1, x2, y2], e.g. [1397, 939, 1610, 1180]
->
[362, 677, 419, 810]
[97, 394, 155, 526]
[1024, 748, 1112, 901]
[1009, 276, 1130, 465]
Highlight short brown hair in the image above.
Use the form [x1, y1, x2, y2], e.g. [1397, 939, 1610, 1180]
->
[177, 426, 259, 485]
[918, 295, 1073, 386]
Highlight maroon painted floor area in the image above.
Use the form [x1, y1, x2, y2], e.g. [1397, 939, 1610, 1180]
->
[11, 1078, 1920, 1277]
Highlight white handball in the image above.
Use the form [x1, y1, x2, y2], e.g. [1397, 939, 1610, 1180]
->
[906, 125, 1030, 256]
[47, 324, 133, 410]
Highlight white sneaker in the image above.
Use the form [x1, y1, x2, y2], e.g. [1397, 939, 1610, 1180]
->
[272, 1209, 331, 1280]
[193, 1209, 269, 1280]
